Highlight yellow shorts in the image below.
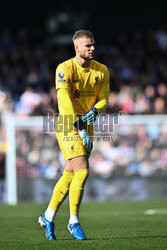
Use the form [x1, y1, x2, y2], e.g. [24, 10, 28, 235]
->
[56, 123, 93, 160]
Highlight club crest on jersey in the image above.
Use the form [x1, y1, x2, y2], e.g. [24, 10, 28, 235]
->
[94, 76, 99, 85]
[58, 71, 64, 79]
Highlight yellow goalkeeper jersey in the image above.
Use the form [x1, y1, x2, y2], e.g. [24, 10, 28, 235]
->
[55, 57, 110, 116]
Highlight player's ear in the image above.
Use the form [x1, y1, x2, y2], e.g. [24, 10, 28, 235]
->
[75, 45, 80, 54]
[74, 42, 78, 51]
[74, 39, 79, 52]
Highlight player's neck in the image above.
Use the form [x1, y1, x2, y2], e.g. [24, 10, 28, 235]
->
[75, 56, 90, 68]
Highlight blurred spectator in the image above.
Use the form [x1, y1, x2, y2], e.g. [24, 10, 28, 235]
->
[157, 82, 167, 97]
[155, 27, 167, 51]
[15, 86, 42, 115]
[117, 85, 134, 113]
[134, 93, 151, 114]
[106, 92, 120, 114]
[154, 97, 166, 114]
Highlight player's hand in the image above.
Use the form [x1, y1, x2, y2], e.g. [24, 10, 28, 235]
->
[81, 107, 98, 125]
[78, 129, 93, 150]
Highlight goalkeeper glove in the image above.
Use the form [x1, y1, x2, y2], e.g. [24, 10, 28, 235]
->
[81, 107, 98, 125]
[74, 119, 93, 150]
[78, 129, 93, 150]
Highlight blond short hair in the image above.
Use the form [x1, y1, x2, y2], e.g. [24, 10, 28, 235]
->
[73, 30, 94, 43]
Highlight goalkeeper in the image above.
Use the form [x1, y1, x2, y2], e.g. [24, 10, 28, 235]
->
[38, 30, 110, 240]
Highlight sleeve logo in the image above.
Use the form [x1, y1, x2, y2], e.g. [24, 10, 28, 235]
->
[58, 71, 64, 79]
[57, 70, 65, 83]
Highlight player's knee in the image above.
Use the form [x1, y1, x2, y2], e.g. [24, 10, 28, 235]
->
[70, 155, 89, 171]
[74, 169, 89, 187]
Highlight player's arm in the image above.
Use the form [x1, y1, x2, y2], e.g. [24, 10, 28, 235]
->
[81, 66, 110, 124]
[56, 65, 93, 150]
[57, 88, 93, 150]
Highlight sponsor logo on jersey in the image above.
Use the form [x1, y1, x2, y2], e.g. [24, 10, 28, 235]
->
[74, 89, 81, 98]
[74, 89, 95, 98]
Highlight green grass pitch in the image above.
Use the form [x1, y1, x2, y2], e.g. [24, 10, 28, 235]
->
[0, 201, 167, 250]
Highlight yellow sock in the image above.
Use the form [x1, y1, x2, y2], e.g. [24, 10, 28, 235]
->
[48, 170, 74, 211]
[69, 169, 89, 215]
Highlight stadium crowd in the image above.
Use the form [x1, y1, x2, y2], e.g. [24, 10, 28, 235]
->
[1, 26, 167, 116]
[12, 122, 167, 181]
[0, 25, 167, 182]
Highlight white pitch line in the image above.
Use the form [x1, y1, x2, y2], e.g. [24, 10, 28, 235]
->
[144, 209, 156, 215]
[144, 209, 167, 215]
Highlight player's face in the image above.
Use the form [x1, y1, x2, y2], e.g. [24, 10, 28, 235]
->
[76, 37, 95, 60]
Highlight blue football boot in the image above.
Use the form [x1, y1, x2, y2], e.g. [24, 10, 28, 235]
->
[68, 222, 86, 240]
[38, 213, 56, 241]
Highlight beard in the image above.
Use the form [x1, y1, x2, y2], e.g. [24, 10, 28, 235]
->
[80, 52, 94, 60]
